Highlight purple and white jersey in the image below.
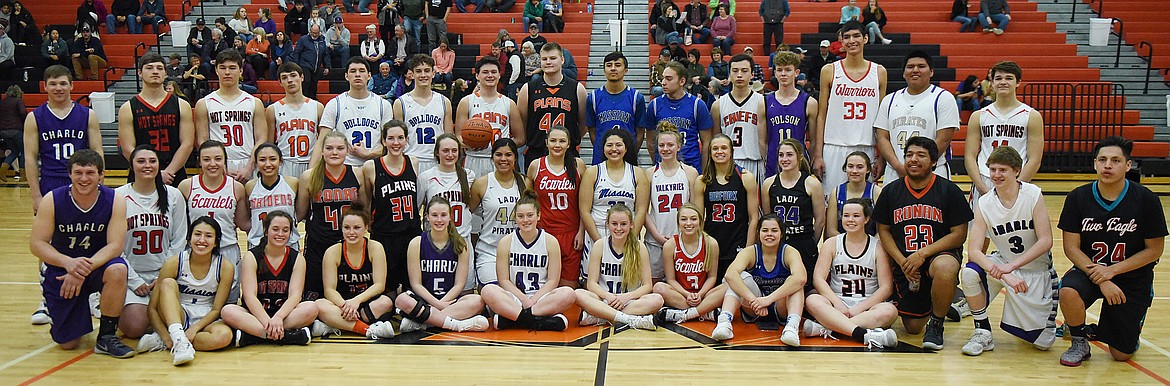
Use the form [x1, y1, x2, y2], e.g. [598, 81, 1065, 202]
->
[50, 185, 114, 262]
[34, 103, 92, 179]
[419, 232, 459, 297]
[764, 91, 810, 179]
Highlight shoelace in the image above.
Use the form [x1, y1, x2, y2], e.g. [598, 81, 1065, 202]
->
[866, 339, 886, 350]
[817, 328, 837, 341]
[170, 340, 191, 356]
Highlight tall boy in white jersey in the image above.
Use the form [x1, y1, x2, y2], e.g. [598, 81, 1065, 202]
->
[395, 54, 453, 172]
[320, 57, 395, 167]
[266, 62, 324, 177]
[964, 61, 1043, 207]
[712, 53, 767, 183]
[815, 20, 887, 190]
[195, 50, 268, 182]
[874, 51, 959, 184]
[456, 56, 523, 178]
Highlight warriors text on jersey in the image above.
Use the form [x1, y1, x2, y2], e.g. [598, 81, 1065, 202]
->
[525, 76, 581, 159]
[823, 61, 881, 147]
[273, 98, 320, 164]
[188, 175, 239, 247]
[976, 102, 1033, 177]
[717, 91, 764, 161]
[509, 230, 550, 296]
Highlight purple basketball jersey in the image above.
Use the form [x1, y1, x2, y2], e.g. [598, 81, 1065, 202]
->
[49, 185, 114, 263]
[35, 103, 92, 179]
[765, 92, 810, 178]
[419, 232, 459, 297]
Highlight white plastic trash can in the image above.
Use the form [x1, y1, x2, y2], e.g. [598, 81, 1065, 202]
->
[608, 20, 629, 49]
[170, 21, 192, 47]
[1088, 18, 1111, 47]
[89, 92, 116, 123]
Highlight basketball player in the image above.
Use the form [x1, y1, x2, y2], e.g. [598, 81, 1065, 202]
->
[1057, 136, 1166, 366]
[518, 42, 588, 163]
[178, 140, 250, 303]
[321, 57, 395, 168]
[825, 151, 881, 239]
[814, 20, 887, 189]
[653, 203, 726, 323]
[640, 62, 714, 171]
[117, 53, 195, 186]
[765, 51, 818, 179]
[245, 144, 300, 250]
[711, 214, 806, 345]
[418, 133, 477, 290]
[964, 61, 1044, 207]
[480, 194, 576, 331]
[528, 126, 587, 287]
[873, 137, 972, 350]
[469, 139, 529, 286]
[585, 51, 648, 165]
[712, 53, 767, 182]
[574, 204, 663, 330]
[456, 56, 524, 178]
[314, 204, 398, 339]
[874, 51, 959, 184]
[394, 54, 453, 172]
[694, 134, 760, 280]
[579, 129, 650, 266]
[959, 146, 1058, 356]
[266, 62, 324, 177]
[296, 131, 368, 301]
[362, 120, 421, 295]
[116, 146, 188, 339]
[30, 150, 135, 357]
[645, 125, 699, 281]
[194, 50, 268, 182]
[763, 138, 825, 285]
[221, 211, 317, 347]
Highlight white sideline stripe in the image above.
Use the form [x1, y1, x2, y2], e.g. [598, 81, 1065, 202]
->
[0, 282, 39, 285]
[1085, 311, 1170, 359]
[0, 343, 55, 372]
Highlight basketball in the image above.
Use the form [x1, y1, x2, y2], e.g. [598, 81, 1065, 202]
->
[461, 117, 495, 150]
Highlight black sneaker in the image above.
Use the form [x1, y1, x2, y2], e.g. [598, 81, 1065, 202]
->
[532, 314, 568, 332]
[922, 319, 945, 351]
[94, 334, 136, 359]
[279, 327, 312, 345]
[234, 330, 263, 348]
[493, 314, 518, 330]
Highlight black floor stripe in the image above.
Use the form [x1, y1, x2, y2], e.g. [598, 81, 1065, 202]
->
[593, 327, 611, 386]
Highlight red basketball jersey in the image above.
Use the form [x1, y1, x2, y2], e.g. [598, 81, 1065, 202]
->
[672, 235, 709, 292]
[533, 157, 580, 234]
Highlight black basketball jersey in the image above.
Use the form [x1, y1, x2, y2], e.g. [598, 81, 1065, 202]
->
[525, 76, 580, 159]
[873, 175, 973, 256]
[307, 165, 360, 252]
[769, 172, 815, 238]
[372, 156, 420, 238]
[336, 239, 375, 299]
[1058, 181, 1168, 281]
[250, 245, 296, 316]
[130, 93, 182, 164]
[704, 167, 749, 260]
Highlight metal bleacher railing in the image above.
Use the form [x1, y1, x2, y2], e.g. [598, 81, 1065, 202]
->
[1019, 82, 1126, 173]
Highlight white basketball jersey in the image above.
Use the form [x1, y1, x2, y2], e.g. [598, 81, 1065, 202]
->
[717, 91, 764, 161]
[475, 173, 520, 259]
[273, 98, 320, 165]
[322, 91, 394, 166]
[188, 175, 238, 247]
[600, 236, 630, 294]
[117, 184, 187, 280]
[508, 230, 550, 296]
[177, 249, 224, 308]
[980, 181, 1049, 271]
[591, 164, 637, 236]
[976, 102, 1033, 177]
[823, 61, 881, 147]
[204, 91, 258, 165]
[246, 177, 300, 249]
[648, 165, 690, 247]
[417, 167, 477, 240]
[874, 85, 960, 182]
[465, 92, 513, 160]
[829, 234, 881, 304]
[401, 91, 450, 162]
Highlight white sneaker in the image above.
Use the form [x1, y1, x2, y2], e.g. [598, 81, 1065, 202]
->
[962, 328, 995, 356]
[698, 310, 718, 322]
[579, 311, 604, 326]
[628, 315, 657, 331]
[864, 328, 899, 349]
[137, 332, 167, 353]
[310, 320, 341, 338]
[31, 303, 50, 325]
[399, 317, 427, 333]
[881, 38, 892, 45]
[801, 320, 833, 339]
[170, 339, 195, 366]
[711, 321, 734, 341]
[781, 328, 801, 347]
[992, 28, 1004, 35]
[457, 315, 490, 332]
[89, 292, 101, 319]
[365, 321, 397, 339]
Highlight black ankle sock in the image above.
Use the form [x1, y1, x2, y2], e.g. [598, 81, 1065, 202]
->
[516, 308, 536, 326]
[851, 326, 867, 342]
[1068, 324, 1086, 338]
[99, 315, 119, 337]
[974, 318, 991, 331]
[929, 314, 945, 325]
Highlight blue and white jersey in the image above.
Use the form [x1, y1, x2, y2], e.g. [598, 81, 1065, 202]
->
[641, 93, 713, 171]
[321, 91, 395, 166]
[586, 86, 646, 165]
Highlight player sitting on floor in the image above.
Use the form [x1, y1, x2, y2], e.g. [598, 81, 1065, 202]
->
[575, 204, 665, 330]
[313, 203, 398, 340]
[653, 203, 726, 324]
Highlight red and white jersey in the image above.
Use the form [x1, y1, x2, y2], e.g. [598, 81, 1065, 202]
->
[976, 102, 1033, 177]
[188, 175, 239, 247]
[671, 235, 708, 292]
[273, 98, 320, 165]
[204, 91, 258, 165]
[823, 61, 881, 147]
[532, 157, 580, 234]
[417, 167, 477, 240]
[465, 92, 513, 160]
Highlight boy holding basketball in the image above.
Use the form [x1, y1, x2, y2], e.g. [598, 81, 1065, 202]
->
[456, 56, 524, 177]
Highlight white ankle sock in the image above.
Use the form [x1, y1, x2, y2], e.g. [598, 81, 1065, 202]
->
[441, 316, 460, 330]
[785, 314, 800, 330]
[168, 323, 187, 343]
[719, 310, 733, 324]
[613, 311, 633, 325]
[683, 307, 699, 321]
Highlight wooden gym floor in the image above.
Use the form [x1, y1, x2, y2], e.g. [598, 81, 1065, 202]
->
[0, 177, 1168, 385]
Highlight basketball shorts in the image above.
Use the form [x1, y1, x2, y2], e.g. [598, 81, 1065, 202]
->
[786, 234, 820, 291]
[506, 291, 549, 308]
[474, 242, 498, 288]
[963, 253, 1059, 349]
[821, 144, 873, 192]
[417, 159, 438, 176]
[39, 175, 72, 196]
[302, 238, 334, 301]
[644, 239, 666, 282]
[463, 248, 478, 292]
[550, 229, 582, 283]
[42, 257, 128, 343]
[181, 303, 214, 328]
[582, 226, 610, 274]
[220, 243, 242, 304]
[226, 159, 253, 179]
[373, 232, 417, 294]
[1060, 267, 1152, 354]
[733, 158, 765, 187]
[968, 174, 992, 212]
[280, 161, 311, 179]
[892, 249, 962, 318]
[125, 269, 160, 306]
[464, 155, 494, 182]
[727, 271, 788, 317]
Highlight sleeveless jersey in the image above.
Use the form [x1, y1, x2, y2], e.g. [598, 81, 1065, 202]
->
[130, 94, 182, 167]
[508, 230, 550, 296]
[34, 103, 91, 178]
[873, 175, 974, 257]
[247, 177, 300, 248]
[717, 91, 764, 161]
[49, 185, 114, 261]
[307, 166, 360, 250]
[980, 182, 1049, 271]
[585, 86, 646, 165]
[834, 181, 877, 235]
[823, 61, 881, 147]
[323, 91, 394, 166]
[417, 167, 476, 239]
[672, 235, 708, 292]
[599, 236, 634, 294]
[371, 156, 420, 238]
[768, 172, 815, 237]
[419, 232, 459, 297]
[1058, 181, 1168, 280]
[188, 175, 238, 247]
[648, 165, 690, 247]
[976, 102, 1033, 177]
[642, 93, 713, 170]
[117, 184, 186, 276]
[750, 244, 790, 295]
[336, 239, 375, 299]
[465, 92, 513, 160]
[176, 249, 224, 308]
[400, 91, 449, 164]
[591, 164, 637, 233]
[476, 173, 521, 258]
[765, 91, 811, 177]
[704, 168, 749, 259]
[203, 91, 258, 164]
[874, 85, 959, 182]
[249, 245, 296, 315]
[828, 234, 880, 301]
[273, 98, 320, 164]
[525, 76, 581, 159]
[533, 157, 580, 233]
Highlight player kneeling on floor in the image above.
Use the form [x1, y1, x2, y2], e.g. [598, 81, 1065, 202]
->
[652, 203, 726, 324]
[575, 204, 664, 330]
[712, 214, 807, 346]
[313, 204, 398, 340]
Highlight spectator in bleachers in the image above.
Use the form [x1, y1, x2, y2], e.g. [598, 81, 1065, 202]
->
[828, 29, 844, 56]
[215, 17, 237, 43]
[164, 79, 188, 102]
[376, 0, 397, 41]
[496, 28, 515, 48]
[320, 0, 342, 28]
[649, 0, 678, 38]
[759, 0, 787, 56]
[255, 8, 277, 35]
[136, 0, 165, 35]
[238, 50, 260, 92]
[386, 24, 417, 75]
[455, 0, 484, 13]
[707, 47, 728, 94]
[710, 4, 735, 55]
[839, 0, 859, 24]
[650, 47, 668, 97]
[0, 85, 24, 181]
[978, 68, 994, 106]
[400, 0, 425, 43]
[685, 49, 708, 97]
[522, 24, 546, 52]
[391, 67, 413, 99]
[0, 4, 10, 23]
[503, 40, 524, 97]
[326, 16, 351, 67]
[950, 0, 975, 32]
[183, 55, 209, 98]
[165, 52, 184, 82]
[426, 0, 451, 51]
[683, 0, 710, 45]
[360, 24, 386, 64]
[522, 0, 543, 31]
[106, 0, 140, 34]
[978, 0, 1008, 35]
[654, 6, 683, 45]
[201, 28, 229, 72]
[75, 0, 107, 38]
[522, 41, 540, 80]
[0, 26, 12, 82]
[291, 24, 328, 98]
[483, 0, 515, 13]
[354, 0, 377, 14]
[270, 30, 294, 77]
[955, 74, 981, 112]
[861, 0, 891, 44]
[369, 61, 395, 97]
[543, 0, 563, 33]
[431, 36, 454, 86]
[231, 7, 254, 43]
[285, 1, 311, 36]
[561, 46, 577, 79]
[665, 35, 686, 62]
[708, 0, 734, 16]
[246, 27, 271, 79]
[742, 45, 763, 84]
[307, 8, 326, 32]
[10, 2, 39, 46]
[42, 29, 71, 70]
[70, 26, 107, 80]
[188, 18, 211, 57]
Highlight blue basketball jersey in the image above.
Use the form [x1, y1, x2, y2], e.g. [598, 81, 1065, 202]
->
[34, 103, 92, 179]
[419, 232, 459, 297]
[750, 243, 791, 295]
[764, 91, 810, 179]
[586, 86, 646, 165]
[50, 185, 114, 263]
[641, 93, 713, 171]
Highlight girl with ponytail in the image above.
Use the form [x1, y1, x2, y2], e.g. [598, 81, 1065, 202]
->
[314, 202, 398, 340]
[469, 138, 530, 287]
[417, 133, 477, 291]
[528, 125, 587, 287]
[296, 130, 369, 301]
[762, 137, 825, 284]
[652, 203, 727, 324]
[574, 203, 664, 331]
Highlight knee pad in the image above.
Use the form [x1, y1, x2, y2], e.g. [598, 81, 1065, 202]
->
[959, 266, 985, 298]
[358, 302, 377, 322]
[402, 299, 432, 322]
